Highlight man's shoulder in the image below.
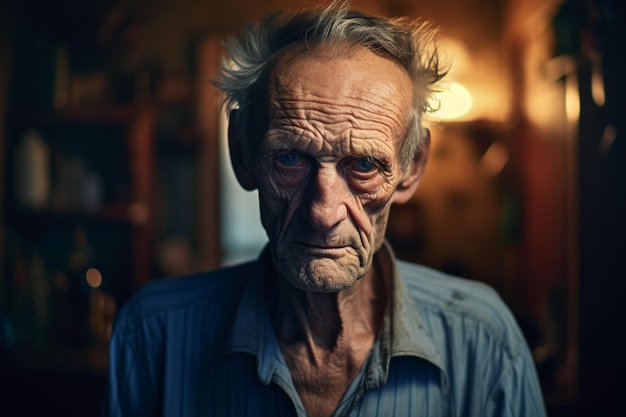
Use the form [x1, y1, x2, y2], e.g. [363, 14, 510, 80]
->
[397, 260, 523, 347]
[116, 261, 254, 324]
[398, 260, 502, 307]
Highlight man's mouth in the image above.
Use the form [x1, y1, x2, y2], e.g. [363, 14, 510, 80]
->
[294, 242, 350, 257]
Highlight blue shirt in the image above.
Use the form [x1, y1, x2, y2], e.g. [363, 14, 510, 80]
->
[103, 244, 547, 417]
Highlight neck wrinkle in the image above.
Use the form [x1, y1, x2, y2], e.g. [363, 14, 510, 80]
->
[272, 258, 387, 355]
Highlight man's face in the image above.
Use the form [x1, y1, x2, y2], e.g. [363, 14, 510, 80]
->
[255, 46, 415, 293]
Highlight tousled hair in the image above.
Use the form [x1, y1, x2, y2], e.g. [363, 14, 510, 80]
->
[214, 0, 447, 171]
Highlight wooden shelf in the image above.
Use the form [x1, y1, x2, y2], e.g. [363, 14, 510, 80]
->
[4, 104, 156, 305]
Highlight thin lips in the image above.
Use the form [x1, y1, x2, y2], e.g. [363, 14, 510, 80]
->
[295, 241, 350, 250]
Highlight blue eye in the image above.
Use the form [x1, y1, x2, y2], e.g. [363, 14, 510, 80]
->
[354, 158, 375, 172]
[277, 152, 304, 167]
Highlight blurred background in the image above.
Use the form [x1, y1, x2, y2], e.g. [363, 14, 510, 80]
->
[0, 0, 624, 415]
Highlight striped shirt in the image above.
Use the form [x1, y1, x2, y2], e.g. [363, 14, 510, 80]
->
[103, 243, 547, 417]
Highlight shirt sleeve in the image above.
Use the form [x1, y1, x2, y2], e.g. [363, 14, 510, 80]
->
[102, 319, 160, 417]
[483, 336, 548, 417]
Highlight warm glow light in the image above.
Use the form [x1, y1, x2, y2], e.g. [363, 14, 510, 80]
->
[592, 66, 605, 107]
[432, 82, 473, 120]
[565, 73, 580, 123]
[86, 268, 103, 288]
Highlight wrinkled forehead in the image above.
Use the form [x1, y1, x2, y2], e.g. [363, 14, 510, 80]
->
[267, 44, 414, 120]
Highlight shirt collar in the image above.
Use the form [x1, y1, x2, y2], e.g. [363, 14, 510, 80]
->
[220, 247, 290, 386]
[221, 242, 444, 387]
[381, 241, 443, 366]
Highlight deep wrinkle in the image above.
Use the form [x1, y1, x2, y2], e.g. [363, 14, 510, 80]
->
[255, 46, 413, 295]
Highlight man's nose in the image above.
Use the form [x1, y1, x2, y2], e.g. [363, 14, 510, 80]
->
[302, 168, 349, 230]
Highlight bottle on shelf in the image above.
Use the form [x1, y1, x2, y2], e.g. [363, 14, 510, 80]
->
[14, 129, 51, 210]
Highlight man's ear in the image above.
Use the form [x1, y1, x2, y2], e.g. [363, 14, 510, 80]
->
[228, 109, 258, 191]
[392, 129, 431, 204]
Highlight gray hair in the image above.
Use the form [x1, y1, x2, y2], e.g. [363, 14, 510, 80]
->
[214, 0, 446, 171]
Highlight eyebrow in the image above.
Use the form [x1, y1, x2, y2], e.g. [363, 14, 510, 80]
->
[263, 127, 397, 166]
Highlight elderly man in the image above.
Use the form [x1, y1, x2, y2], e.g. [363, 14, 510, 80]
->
[104, 3, 547, 417]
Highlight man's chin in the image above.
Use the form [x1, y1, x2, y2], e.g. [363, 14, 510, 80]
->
[279, 257, 363, 293]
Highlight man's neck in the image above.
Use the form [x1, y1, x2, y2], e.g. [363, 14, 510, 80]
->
[273, 267, 385, 349]
[271, 261, 388, 417]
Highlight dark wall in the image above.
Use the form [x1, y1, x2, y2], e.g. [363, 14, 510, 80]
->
[577, 1, 626, 416]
